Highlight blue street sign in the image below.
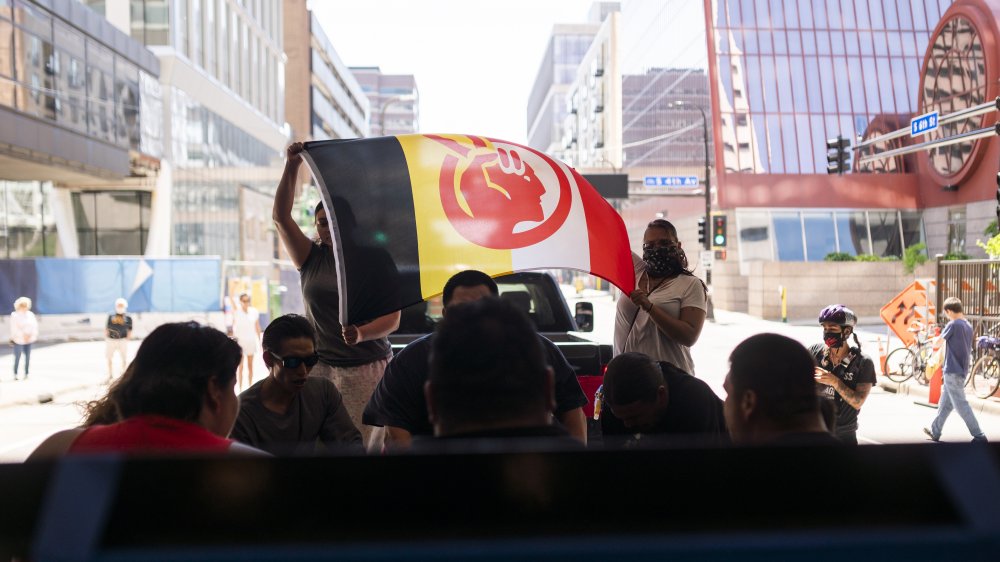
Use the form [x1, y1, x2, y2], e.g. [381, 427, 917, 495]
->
[910, 111, 939, 137]
[643, 176, 700, 188]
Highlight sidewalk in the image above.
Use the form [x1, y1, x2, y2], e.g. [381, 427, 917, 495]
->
[878, 377, 1000, 416]
[0, 341, 122, 409]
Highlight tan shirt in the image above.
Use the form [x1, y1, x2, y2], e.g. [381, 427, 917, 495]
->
[613, 254, 707, 374]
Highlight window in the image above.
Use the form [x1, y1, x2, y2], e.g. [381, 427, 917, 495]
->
[947, 208, 966, 255]
[72, 191, 151, 255]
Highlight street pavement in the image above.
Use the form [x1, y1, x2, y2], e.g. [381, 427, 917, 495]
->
[1, 290, 998, 462]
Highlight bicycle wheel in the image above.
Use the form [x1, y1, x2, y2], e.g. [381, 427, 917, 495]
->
[913, 345, 932, 385]
[971, 355, 1000, 399]
[884, 347, 916, 383]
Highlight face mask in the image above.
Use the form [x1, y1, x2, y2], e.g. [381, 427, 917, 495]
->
[642, 246, 684, 278]
[824, 331, 846, 348]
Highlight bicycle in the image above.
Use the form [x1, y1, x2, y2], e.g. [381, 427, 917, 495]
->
[884, 321, 938, 385]
[970, 336, 1000, 399]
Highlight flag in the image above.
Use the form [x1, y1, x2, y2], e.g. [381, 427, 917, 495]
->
[301, 134, 635, 325]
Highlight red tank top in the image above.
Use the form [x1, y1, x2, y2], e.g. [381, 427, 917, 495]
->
[69, 415, 232, 454]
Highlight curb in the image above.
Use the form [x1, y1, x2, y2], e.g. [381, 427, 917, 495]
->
[0, 382, 100, 410]
[878, 377, 1000, 417]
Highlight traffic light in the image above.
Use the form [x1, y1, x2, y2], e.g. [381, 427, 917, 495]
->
[697, 217, 707, 247]
[826, 136, 851, 175]
[711, 214, 728, 248]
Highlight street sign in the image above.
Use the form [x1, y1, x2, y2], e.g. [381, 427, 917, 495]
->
[700, 250, 714, 270]
[879, 281, 935, 346]
[910, 111, 939, 137]
[643, 176, 699, 188]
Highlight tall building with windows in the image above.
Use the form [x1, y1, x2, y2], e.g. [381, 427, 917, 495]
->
[527, 22, 601, 161]
[705, 0, 999, 266]
[82, 0, 288, 261]
[283, 0, 369, 143]
[0, 0, 161, 258]
[563, 9, 623, 169]
[350, 67, 419, 136]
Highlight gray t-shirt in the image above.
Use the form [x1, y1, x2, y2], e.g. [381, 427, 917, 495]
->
[614, 254, 707, 375]
[299, 243, 392, 366]
[231, 376, 363, 455]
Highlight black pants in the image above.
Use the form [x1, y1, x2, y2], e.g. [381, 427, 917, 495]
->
[836, 430, 858, 445]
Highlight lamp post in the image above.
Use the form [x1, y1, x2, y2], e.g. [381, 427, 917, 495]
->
[668, 101, 712, 252]
[378, 94, 416, 136]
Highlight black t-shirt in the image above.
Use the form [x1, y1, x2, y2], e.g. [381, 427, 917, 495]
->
[600, 362, 728, 448]
[362, 333, 588, 435]
[809, 344, 876, 435]
[106, 314, 132, 339]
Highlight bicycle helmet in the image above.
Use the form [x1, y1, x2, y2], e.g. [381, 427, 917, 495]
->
[818, 304, 857, 327]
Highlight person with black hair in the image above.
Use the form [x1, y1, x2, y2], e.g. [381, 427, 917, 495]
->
[809, 304, 876, 445]
[363, 270, 587, 449]
[29, 322, 261, 457]
[614, 219, 708, 375]
[425, 297, 575, 446]
[725, 334, 839, 445]
[598, 352, 726, 448]
[273, 142, 400, 450]
[230, 314, 363, 455]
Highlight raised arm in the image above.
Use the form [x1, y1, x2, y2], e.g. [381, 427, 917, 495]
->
[272, 143, 314, 269]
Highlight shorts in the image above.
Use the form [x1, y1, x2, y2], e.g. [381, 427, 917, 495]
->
[237, 336, 259, 356]
[105, 338, 128, 360]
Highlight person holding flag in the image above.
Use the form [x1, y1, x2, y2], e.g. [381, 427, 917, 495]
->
[273, 142, 400, 451]
[614, 219, 708, 376]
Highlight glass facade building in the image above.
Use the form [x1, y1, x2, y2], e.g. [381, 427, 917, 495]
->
[84, 0, 288, 260]
[707, 0, 958, 262]
[0, 0, 161, 258]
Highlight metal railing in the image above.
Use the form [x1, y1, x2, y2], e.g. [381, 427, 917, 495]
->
[936, 258, 1000, 353]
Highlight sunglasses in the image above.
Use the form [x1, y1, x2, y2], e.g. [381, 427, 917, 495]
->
[268, 351, 320, 369]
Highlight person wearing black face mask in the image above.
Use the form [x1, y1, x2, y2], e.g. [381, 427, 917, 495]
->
[613, 219, 708, 376]
[808, 305, 875, 445]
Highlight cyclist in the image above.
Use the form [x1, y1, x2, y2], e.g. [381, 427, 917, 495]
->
[809, 305, 876, 445]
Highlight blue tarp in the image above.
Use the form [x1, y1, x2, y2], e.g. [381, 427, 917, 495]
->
[2, 257, 221, 314]
[0, 259, 38, 312]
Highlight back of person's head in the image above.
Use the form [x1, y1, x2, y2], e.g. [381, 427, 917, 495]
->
[603, 352, 665, 406]
[116, 322, 241, 421]
[429, 297, 549, 429]
[442, 270, 499, 306]
[262, 314, 315, 352]
[943, 297, 963, 314]
[728, 333, 819, 428]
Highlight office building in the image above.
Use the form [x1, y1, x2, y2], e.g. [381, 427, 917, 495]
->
[350, 67, 418, 136]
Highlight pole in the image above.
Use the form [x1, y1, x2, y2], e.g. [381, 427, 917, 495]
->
[696, 104, 712, 286]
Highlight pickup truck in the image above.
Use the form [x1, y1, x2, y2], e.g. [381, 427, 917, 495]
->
[388, 271, 613, 421]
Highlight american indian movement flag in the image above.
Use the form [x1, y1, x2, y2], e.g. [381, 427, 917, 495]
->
[301, 134, 635, 325]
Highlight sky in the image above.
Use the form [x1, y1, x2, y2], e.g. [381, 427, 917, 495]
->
[310, 0, 602, 144]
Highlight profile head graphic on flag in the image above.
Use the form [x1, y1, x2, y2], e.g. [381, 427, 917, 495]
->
[301, 134, 634, 325]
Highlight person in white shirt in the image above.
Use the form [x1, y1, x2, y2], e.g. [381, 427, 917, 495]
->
[10, 296, 39, 380]
[232, 292, 262, 390]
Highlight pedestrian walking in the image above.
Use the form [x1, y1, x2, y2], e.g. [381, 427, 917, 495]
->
[924, 297, 987, 443]
[105, 298, 133, 381]
[232, 292, 262, 391]
[10, 297, 39, 380]
[809, 305, 876, 445]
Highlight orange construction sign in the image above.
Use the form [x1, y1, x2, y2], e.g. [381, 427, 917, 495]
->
[880, 281, 935, 347]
